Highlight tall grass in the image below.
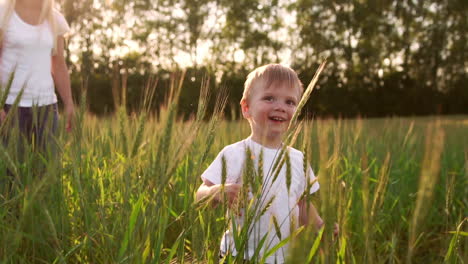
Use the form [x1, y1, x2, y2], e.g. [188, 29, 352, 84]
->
[0, 72, 466, 263]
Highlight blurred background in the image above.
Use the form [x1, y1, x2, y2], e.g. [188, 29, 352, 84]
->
[59, 0, 467, 118]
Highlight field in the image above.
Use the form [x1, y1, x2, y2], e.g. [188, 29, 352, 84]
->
[0, 88, 467, 263]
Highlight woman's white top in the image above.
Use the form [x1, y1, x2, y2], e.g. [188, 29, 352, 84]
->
[0, 6, 69, 106]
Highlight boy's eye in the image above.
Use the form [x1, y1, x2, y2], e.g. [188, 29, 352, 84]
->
[286, 100, 297, 106]
[263, 96, 274, 102]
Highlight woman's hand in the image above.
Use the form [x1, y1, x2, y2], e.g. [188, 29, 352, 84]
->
[64, 103, 74, 132]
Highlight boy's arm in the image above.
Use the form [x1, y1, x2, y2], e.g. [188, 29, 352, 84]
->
[196, 180, 220, 203]
[299, 199, 339, 235]
[196, 179, 241, 207]
[298, 199, 324, 230]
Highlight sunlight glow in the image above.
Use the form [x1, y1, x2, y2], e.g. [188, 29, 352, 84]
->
[410, 42, 420, 52]
[174, 52, 192, 68]
[70, 54, 79, 63]
[383, 58, 390, 66]
[378, 69, 384, 78]
[234, 50, 245, 63]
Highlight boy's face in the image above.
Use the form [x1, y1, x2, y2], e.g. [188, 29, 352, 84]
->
[241, 81, 301, 146]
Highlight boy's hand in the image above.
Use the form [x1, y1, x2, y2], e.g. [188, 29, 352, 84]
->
[0, 110, 6, 122]
[222, 183, 242, 208]
[196, 181, 242, 210]
[333, 222, 339, 236]
[314, 218, 339, 237]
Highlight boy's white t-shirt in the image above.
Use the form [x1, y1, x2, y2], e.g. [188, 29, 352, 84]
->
[201, 137, 319, 263]
[0, 5, 70, 106]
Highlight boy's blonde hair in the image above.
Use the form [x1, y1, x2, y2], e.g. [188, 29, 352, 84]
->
[241, 64, 304, 103]
[0, 0, 59, 54]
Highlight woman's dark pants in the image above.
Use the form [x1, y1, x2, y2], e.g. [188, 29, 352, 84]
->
[0, 104, 58, 194]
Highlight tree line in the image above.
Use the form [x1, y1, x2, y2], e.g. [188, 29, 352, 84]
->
[61, 0, 467, 117]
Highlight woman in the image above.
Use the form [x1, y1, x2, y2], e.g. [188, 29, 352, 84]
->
[0, 0, 74, 154]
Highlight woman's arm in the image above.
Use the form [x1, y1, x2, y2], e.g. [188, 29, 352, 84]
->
[51, 35, 74, 130]
[0, 37, 6, 122]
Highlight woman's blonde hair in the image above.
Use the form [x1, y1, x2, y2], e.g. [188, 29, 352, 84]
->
[241, 64, 304, 103]
[0, 0, 58, 53]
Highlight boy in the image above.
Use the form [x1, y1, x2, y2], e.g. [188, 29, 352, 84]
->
[196, 64, 324, 263]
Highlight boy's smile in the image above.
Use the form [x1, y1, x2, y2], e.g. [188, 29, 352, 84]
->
[242, 82, 300, 148]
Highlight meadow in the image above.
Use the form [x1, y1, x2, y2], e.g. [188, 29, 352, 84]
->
[0, 79, 466, 263]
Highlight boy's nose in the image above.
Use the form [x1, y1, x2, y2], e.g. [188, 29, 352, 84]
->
[274, 103, 286, 112]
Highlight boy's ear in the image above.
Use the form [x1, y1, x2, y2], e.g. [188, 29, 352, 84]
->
[240, 99, 250, 119]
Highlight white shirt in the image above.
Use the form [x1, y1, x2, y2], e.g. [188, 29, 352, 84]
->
[0, 6, 69, 106]
[201, 137, 319, 263]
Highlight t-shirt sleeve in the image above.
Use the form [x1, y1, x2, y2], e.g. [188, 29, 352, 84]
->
[53, 9, 70, 36]
[0, 4, 6, 20]
[306, 165, 320, 194]
[201, 146, 243, 185]
[0, 4, 9, 27]
[290, 148, 320, 196]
